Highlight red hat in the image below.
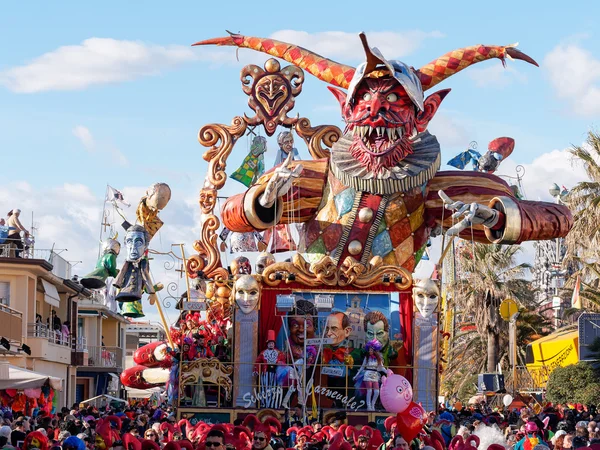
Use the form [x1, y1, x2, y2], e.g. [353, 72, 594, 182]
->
[267, 330, 276, 343]
[328, 432, 352, 450]
[122, 434, 142, 450]
[242, 414, 282, 442]
[139, 439, 160, 450]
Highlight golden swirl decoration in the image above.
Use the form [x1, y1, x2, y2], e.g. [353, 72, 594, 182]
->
[195, 214, 228, 281]
[262, 253, 412, 290]
[199, 116, 247, 189]
[339, 256, 413, 290]
[180, 358, 234, 401]
[295, 117, 342, 159]
[186, 254, 206, 279]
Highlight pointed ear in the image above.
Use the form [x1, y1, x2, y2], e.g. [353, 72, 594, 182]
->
[415, 88, 451, 132]
[327, 86, 350, 119]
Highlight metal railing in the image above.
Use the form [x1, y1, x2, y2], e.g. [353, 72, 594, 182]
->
[87, 346, 123, 369]
[177, 359, 437, 413]
[76, 336, 88, 352]
[0, 243, 72, 279]
[27, 323, 71, 347]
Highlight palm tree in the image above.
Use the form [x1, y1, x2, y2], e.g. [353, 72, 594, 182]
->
[452, 243, 531, 372]
[565, 131, 600, 273]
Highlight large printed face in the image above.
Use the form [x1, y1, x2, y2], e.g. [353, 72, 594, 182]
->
[125, 230, 147, 261]
[289, 316, 315, 345]
[325, 312, 351, 346]
[234, 275, 260, 314]
[366, 320, 389, 348]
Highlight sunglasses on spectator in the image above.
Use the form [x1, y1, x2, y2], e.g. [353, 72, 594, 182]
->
[253, 437, 266, 442]
[205, 442, 222, 447]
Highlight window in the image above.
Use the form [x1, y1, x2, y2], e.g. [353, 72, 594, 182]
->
[0, 281, 9, 306]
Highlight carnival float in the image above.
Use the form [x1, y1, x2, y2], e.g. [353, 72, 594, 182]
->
[76, 32, 573, 426]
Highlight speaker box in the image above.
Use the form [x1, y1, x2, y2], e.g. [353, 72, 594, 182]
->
[477, 373, 505, 393]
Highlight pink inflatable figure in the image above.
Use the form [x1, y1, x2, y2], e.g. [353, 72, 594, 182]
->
[380, 369, 413, 413]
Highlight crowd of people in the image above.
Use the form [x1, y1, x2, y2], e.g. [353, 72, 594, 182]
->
[0, 401, 599, 450]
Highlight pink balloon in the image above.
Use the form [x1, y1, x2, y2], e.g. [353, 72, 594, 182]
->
[380, 369, 413, 413]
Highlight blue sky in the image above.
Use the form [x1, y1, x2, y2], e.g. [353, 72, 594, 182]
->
[1, 1, 598, 323]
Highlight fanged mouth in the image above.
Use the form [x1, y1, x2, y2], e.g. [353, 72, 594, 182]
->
[351, 125, 417, 156]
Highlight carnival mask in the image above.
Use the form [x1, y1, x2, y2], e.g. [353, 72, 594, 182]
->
[413, 278, 440, 318]
[255, 252, 276, 275]
[29, 439, 41, 450]
[234, 275, 260, 314]
[231, 256, 252, 275]
[199, 188, 217, 214]
[125, 226, 149, 261]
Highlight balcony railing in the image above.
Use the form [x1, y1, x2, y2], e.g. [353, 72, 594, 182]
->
[76, 336, 88, 352]
[0, 242, 72, 279]
[27, 323, 71, 347]
[87, 346, 123, 369]
[0, 304, 23, 343]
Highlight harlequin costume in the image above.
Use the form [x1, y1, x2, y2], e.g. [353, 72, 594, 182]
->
[201, 33, 571, 272]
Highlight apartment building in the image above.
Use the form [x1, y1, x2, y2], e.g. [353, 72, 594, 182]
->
[75, 290, 129, 403]
[0, 250, 91, 408]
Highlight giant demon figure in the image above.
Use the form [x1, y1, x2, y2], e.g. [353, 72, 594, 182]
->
[195, 33, 572, 270]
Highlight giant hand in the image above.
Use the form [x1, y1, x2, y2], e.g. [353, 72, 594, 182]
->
[438, 190, 500, 236]
[259, 152, 303, 208]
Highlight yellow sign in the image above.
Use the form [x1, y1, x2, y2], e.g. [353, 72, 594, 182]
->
[499, 298, 519, 321]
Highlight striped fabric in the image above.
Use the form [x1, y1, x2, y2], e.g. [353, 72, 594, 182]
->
[255, 159, 329, 224]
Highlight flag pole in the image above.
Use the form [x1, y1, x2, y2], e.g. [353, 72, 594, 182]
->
[98, 184, 109, 258]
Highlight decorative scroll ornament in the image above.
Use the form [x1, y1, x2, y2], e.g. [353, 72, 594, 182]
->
[200, 117, 248, 190]
[181, 358, 234, 400]
[241, 58, 304, 136]
[294, 117, 341, 160]
[262, 253, 412, 290]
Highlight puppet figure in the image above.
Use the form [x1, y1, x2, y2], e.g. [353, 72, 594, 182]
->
[354, 339, 386, 411]
[81, 235, 121, 289]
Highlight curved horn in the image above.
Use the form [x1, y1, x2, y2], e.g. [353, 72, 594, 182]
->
[193, 31, 356, 88]
[417, 43, 538, 91]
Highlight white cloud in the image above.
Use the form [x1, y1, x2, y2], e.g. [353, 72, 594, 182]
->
[429, 111, 470, 147]
[496, 146, 588, 202]
[72, 125, 128, 166]
[0, 38, 198, 93]
[0, 30, 444, 93]
[544, 43, 600, 116]
[466, 64, 527, 88]
[270, 30, 444, 61]
[72, 126, 95, 152]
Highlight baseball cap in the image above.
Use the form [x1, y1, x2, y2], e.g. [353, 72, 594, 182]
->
[0, 426, 11, 438]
